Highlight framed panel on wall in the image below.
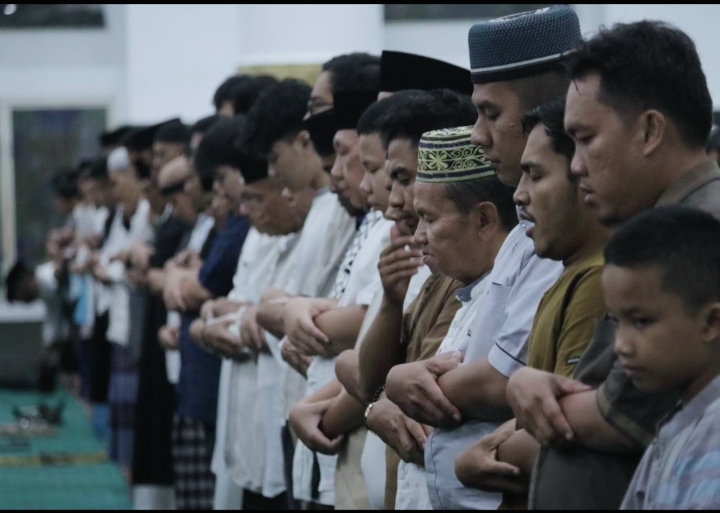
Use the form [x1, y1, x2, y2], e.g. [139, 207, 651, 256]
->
[5, 107, 106, 269]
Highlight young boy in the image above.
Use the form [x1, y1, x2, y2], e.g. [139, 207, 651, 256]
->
[601, 205, 720, 510]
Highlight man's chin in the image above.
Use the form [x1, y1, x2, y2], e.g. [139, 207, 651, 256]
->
[338, 197, 367, 217]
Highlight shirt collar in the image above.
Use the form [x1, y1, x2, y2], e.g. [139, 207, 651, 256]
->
[655, 160, 720, 207]
[658, 373, 720, 439]
[455, 270, 489, 303]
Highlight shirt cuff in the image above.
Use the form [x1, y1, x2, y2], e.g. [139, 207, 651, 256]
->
[487, 343, 525, 379]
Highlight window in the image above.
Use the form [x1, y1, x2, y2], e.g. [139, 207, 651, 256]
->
[12, 108, 106, 266]
[384, 4, 555, 22]
[0, 4, 105, 29]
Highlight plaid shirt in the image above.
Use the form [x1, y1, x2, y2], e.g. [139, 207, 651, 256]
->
[622, 374, 720, 509]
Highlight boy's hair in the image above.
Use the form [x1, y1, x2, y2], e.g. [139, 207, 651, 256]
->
[322, 52, 381, 93]
[193, 117, 245, 192]
[212, 75, 248, 111]
[194, 116, 267, 189]
[190, 114, 220, 137]
[243, 78, 312, 157]
[604, 205, 720, 313]
[51, 168, 81, 199]
[379, 89, 477, 148]
[566, 20, 712, 149]
[231, 75, 279, 115]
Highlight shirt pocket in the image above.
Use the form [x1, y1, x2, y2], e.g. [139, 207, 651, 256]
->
[487, 281, 513, 306]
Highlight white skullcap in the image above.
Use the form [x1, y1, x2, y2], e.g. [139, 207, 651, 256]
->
[107, 146, 131, 173]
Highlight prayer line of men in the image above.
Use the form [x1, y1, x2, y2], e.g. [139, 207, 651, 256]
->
[23, 4, 720, 511]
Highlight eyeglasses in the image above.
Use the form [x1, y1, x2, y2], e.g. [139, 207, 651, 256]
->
[306, 98, 333, 116]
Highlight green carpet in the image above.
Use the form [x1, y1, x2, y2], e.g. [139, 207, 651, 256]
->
[0, 388, 132, 510]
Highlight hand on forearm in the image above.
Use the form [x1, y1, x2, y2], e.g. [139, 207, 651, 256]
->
[437, 358, 513, 421]
[506, 367, 592, 445]
[283, 297, 336, 357]
[281, 338, 313, 378]
[313, 305, 367, 355]
[366, 397, 428, 466]
[289, 397, 345, 455]
[455, 419, 527, 494]
[385, 352, 463, 428]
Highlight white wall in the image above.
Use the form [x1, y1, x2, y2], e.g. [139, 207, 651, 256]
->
[238, 4, 383, 66]
[124, 4, 242, 125]
[0, 4, 125, 123]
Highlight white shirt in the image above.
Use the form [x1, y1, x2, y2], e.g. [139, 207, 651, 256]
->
[211, 228, 275, 475]
[222, 190, 356, 498]
[354, 265, 431, 510]
[225, 232, 301, 494]
[424, 222, 563, 510]
[284, 189, 356, 298]
[219, 231, 297, 493]
[293, 212, 394, 506]
[94, 199, 154, 347]
[396, 273, 491, 510]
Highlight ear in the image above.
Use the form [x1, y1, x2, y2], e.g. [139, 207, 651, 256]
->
[296, 129, 312, 150]
[640, 110, 666, 157]
[474, 201, 499, 233]
[701, 302, 720, 343]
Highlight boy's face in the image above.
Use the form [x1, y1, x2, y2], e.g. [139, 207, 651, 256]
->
[358, 132, 390, 214]
[603, 264, 711, 398]
[514, 125, 582, 261]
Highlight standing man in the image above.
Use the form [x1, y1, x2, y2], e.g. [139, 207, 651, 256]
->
[506, 20, 720, 509]
[384, 5, 580, 509]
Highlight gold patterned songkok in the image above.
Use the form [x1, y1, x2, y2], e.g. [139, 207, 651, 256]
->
[416, 125, 496, 183]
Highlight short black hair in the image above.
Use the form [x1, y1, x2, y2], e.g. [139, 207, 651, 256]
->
[190, 114, 220, 137]
[357, 90, 422, 136]
[231, 75, 279, 115]
[51, 168, 80, 200]
[567, 20, 712, 149]
[379, 89, 477, 148]
[212, 75, 249, 111]
[444, 177, 519, 233]
[80, 155, 109, 182]
[194, 116, 267, 190]
[322, 53, 381, 93]
[194, 117, 245, 192]
[522, 96, 576, 162]
[5, 260, 33, 303]
[604, 205, 720, 314]
[243, 78, 312, 157]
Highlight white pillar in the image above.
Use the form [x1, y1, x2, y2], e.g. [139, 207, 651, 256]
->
[124, 4, 242, 124]
[237, 4, 384, 67]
